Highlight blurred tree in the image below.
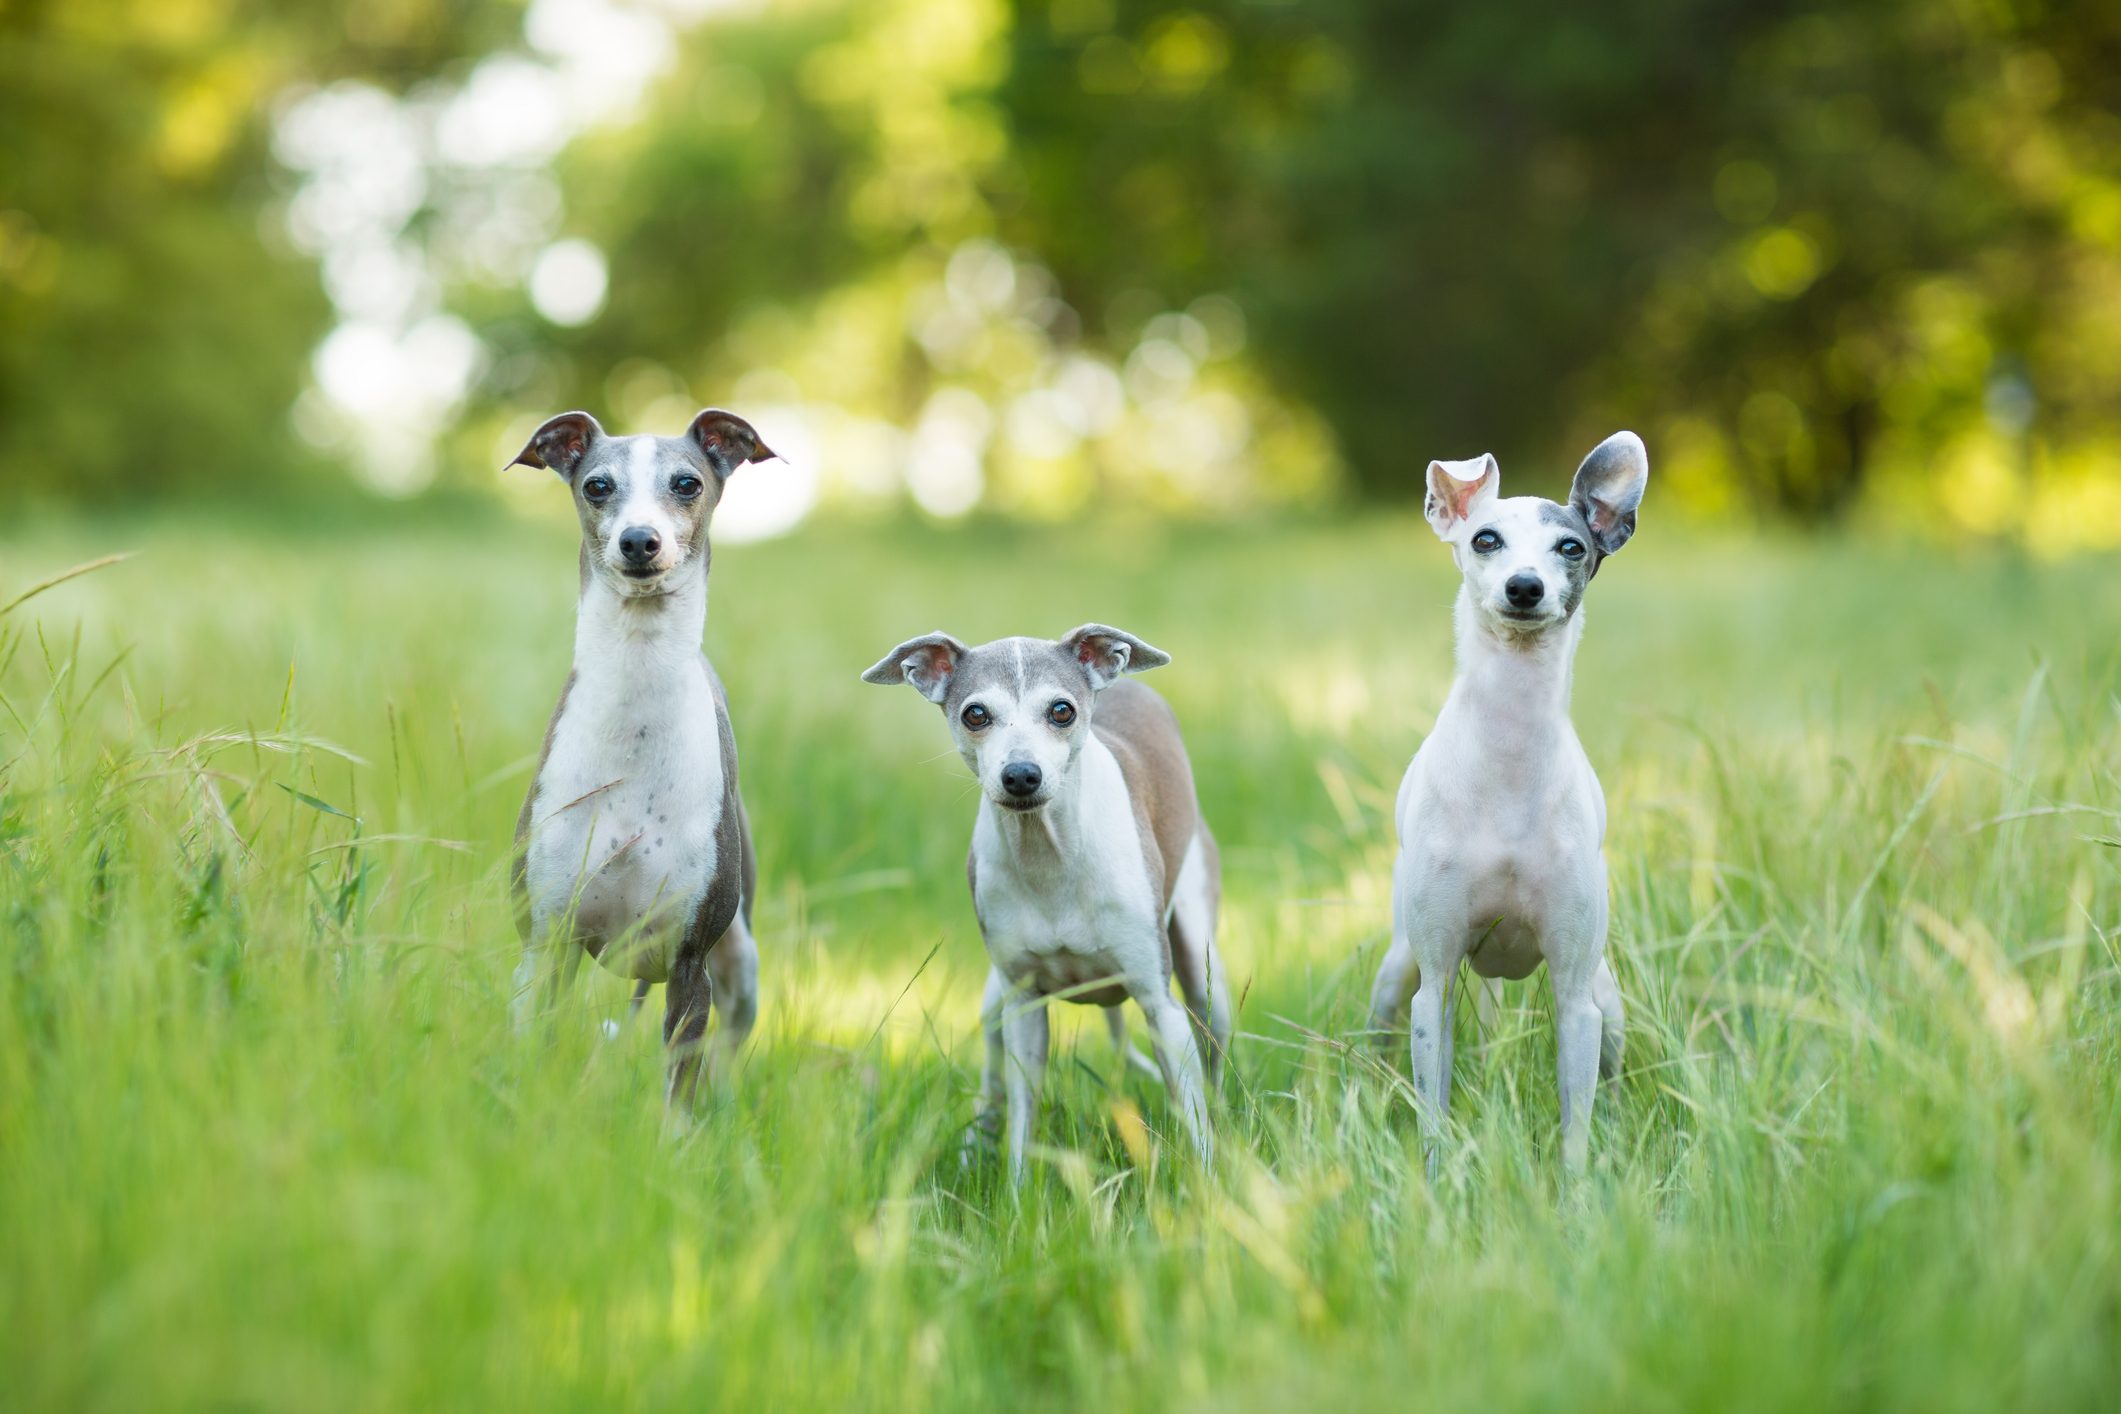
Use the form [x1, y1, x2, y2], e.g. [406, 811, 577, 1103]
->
[997, 0, 2121, 524]
[0, 0, 514, 503]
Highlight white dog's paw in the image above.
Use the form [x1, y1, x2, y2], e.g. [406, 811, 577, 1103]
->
[600, 1018, 622, 1041]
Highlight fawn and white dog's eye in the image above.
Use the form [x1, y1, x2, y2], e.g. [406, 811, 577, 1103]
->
[1047, 700, 1076, 727]
[581, 475, 615, 503]
[671, 474, 704, 500]
[961, 703, 991, 731]
[1557, 538, 1586, 559]
[1472, 529, 1502, 554]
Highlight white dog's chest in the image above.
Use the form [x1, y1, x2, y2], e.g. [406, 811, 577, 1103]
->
[525, 661, 724, 975]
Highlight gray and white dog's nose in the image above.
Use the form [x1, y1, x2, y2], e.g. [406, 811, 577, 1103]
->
[618, 525, 662, 564]
[1504, 572, 1544, 608]
[1000, 761, 1043, 799]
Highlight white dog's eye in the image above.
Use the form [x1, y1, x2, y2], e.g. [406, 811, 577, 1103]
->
[1472, 529, 1502, 554]
[1557, 538, 1586, 559]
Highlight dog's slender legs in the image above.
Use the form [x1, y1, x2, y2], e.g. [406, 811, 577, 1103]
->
[1592, 956, 1625, 1079]
[663, 952, 714, 1111]
[1369, 933, 1420, 1048]
[969, 968, 1008, 1146]
[1169, 923, 1231, 1092]
[1407, 962, 1458, 1174]
[705, 908, 759, 1082]
[1136, 988, 1213, 1165]
[1000, 991, 1050, 1188]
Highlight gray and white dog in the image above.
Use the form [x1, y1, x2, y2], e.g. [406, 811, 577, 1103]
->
[508, 408, 775, 1107]
[1369, 432, 1648, 1173]
[863, 627, 1229, 1186]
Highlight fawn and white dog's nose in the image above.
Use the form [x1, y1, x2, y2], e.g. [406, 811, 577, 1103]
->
[1000, 760, 1043, 800]
[1504, 572, 1545, 609]
[618, 525, 662, 566]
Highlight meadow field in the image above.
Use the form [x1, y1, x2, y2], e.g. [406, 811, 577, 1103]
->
[3, 509, 2118, 1411]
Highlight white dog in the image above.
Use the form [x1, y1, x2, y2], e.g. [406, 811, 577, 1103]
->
[1369, 432, 1648, 1173]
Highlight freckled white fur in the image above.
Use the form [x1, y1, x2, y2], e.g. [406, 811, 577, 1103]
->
[1374, 443, 1642, 1177]
[523, 563, 725, 982]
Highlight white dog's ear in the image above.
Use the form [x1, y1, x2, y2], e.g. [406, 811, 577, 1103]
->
[1569, 431, 1648, 555]
[1059, 624, 1170, 691]
[1424, 454, 1500, 539]
[861, 632, 967, 703]
[507, 411, 604, 480]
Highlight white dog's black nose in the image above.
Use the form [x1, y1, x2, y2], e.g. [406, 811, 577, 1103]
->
[618, 526, 661, 565]
[1001, 761, 1043, 799]
[1504, 573, 1545, 609]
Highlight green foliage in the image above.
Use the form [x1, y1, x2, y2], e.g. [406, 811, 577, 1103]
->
[2, 516, 2119, 1407]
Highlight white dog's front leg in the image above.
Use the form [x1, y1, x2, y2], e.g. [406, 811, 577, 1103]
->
[1137, 989, 1213, 1165]
[1553, 975, 1602, 1175]
[1408, 966, 1456, 1171]
[1000, 990, 1049, 1189]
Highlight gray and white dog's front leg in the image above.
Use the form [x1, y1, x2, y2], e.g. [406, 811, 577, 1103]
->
[705, 907, 759, 1081]
[1000, 989, 1050, 1189]
[1134, 983, 1214, 1165]
[663, 951, 713, 1111]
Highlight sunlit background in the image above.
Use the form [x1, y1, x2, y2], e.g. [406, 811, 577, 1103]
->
[7, 0, 2120, 546]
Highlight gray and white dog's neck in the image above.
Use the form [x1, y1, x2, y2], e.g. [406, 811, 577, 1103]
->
[572, 550, 712, 666]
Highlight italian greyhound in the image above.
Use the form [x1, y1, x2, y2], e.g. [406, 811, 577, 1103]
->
[1369, 432, 1648, 1174]
[862, 626, 1229, 1187]
[507, 408, 775, 1107]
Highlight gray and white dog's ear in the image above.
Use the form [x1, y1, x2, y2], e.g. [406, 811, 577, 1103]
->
[1569, 431, 1648, 556]
[1424, 453, 1500, 540]
[507, 411, 604, 480]
[686, 408, 777, 479]
[861, 632, 968, 704]
[1059, 624, 1171, 691]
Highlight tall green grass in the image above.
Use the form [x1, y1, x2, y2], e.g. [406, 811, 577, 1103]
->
[3, 511, 2118, 1411]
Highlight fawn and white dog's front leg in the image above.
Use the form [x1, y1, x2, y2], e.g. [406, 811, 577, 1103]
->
[1000, 988, 1050, 1189]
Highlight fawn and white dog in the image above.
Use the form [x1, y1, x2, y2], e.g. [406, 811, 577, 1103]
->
[508, 408, 775, 1106]
[1369, 432, 1648, 1172]
[863, 627, 1229, 1186]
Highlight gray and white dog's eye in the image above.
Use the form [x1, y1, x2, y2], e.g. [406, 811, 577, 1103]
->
[671, 473, 704, 499]
[1557, 538, 1586, 559]
[961, 703, 991, 730]
[582, 474, 615, 503]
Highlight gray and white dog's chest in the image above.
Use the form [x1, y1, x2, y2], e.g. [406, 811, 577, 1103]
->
[525, 654, 725, 971]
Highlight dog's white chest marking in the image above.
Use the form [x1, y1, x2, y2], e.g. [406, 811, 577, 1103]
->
[973, 739, 1161, 1000]
[525, 631, 724, 977]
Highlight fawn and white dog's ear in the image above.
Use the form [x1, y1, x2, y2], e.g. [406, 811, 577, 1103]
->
[686, 408, 777, 479]
[1060, 624, 1171, 691]
[1424, 454, 1500, 540]
[507, 411, 604, 480]
[1569, 431, 1648, 555]
[861, 632, 968, 703]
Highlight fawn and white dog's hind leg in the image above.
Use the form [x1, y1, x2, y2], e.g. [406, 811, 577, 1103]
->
[1167, 825, 1230, 1090]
